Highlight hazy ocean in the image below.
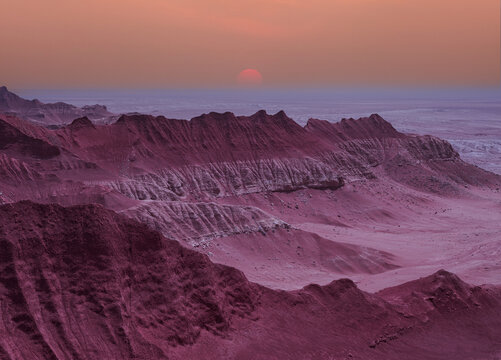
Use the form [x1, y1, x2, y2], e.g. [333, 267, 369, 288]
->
[15, 88, 501, 174]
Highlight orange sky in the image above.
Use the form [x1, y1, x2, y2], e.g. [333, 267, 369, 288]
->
[0, 0, 499, 88]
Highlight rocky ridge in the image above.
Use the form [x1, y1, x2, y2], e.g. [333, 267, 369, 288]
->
[0, 86, 114, 125]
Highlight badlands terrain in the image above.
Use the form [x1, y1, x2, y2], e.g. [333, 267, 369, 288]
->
[1, 86, 501, 359]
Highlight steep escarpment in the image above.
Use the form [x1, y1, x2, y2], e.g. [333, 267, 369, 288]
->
[102, 112, 498, 197]
[380, 134, 496, 194]
[113, 110, 313, 160]
[52, 110, 324, 171]
[1, 202, 500, 360]
[305, 114, 405, 142]
[306, 113, 499, 191]
[72, 111, 496, 200]
[108, 158, 344, 201]
[0, 201, 260, 359]
[3, 109, 498, 199]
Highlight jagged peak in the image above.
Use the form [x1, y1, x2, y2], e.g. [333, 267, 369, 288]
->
[247, 109, 291, 121]
[378, 269, 477, 306]
[272, 110, 290, 121]
[303, 278, 359, 296]
[189, 110, 301, 132]
[369, 113, 384, 121]
[248, 110, 302, 133]
[421, 269, 468, 290]
[82, 104, 108, 111]
[252, 109, 268, 117]
[386, 269, 468, 290]
[192, 111, 237, 122]
[323, 278, 361, 297]
[68, 116, 96, 130]
[113, 110, 302, 133]
[366, 113, 399, 129]
[433, 269, 461, 279]
[305, 113, 403, 142]
[304, 117, 331, 129]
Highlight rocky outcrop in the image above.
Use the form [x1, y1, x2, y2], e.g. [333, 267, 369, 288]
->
[305, 113, 405, 142]
[306, 114, 499, 191]
[108, 158, 344, 201]
[378, 269, 498, 316]
[122, 201, 288, 243]
[67, 117, 96, 131]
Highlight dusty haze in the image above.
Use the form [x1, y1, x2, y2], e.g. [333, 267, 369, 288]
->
[0, 0, 499, 88]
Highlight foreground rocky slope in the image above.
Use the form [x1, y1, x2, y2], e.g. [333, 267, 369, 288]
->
[1, 201, 500, 360]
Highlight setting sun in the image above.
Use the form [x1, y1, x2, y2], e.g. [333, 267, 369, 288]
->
[237, 69, 263, 86]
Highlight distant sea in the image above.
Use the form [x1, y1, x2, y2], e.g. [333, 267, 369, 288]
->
[14, 88, 501, 174]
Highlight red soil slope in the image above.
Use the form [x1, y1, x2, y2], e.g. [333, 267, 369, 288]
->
[1, 202, 500, 360]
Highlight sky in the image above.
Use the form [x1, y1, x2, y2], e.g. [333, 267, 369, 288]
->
[0, 0, 499, 88]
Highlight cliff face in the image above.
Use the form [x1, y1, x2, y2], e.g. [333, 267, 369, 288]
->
[2, 86, 497, 195]
[0, 201, 259, 359]
[0, 202, 500, 360]
[107, 158, 344, 201]
[2, 109, 497, 191]
[7, 110, 490, 198]
[122, 201, 288, 242]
